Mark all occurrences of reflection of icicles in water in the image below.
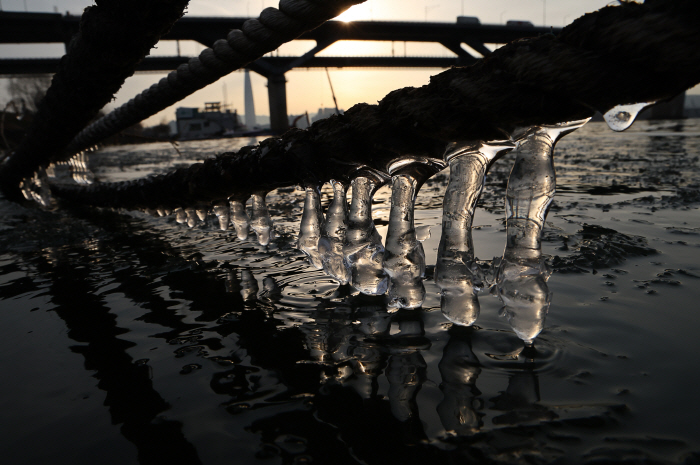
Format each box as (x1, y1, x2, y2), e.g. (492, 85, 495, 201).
(437, 331, 482, 434)
(212, 203, 230, 231)
(383, 162, 441, 310)
(497, 120, 588, 345)
(297, 184, 325, 269)
(250, 193, 273, 246)
(230, 198, 250, 240)
(19, 168, 53, 207)
(603, 102, 654, 132)
(239, 268, 259, 302)
(436, 141, 515, 326)
(344, 171, 389, 295)
(318, 180, 351, 284)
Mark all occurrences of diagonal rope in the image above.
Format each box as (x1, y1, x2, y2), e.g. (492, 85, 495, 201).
(51, 0, 700, 211)
(65, 0, 368, 157)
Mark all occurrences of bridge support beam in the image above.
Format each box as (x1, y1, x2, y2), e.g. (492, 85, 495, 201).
(267, 73, 289, 135)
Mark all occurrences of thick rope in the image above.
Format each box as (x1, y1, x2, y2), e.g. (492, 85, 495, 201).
(65, 0, 367, 157)
(0, 0, 191, 202)
(51, 0, 700, 211)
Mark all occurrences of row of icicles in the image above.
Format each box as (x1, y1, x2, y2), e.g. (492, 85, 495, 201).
(26, 102, 650, 346)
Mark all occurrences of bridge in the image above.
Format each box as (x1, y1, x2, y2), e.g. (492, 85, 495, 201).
(0, 11, 561, 132)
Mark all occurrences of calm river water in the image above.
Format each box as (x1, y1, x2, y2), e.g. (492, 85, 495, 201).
(1, 120, 699, 465)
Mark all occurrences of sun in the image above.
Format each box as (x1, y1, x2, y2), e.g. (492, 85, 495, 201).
(334, 4, 370, 22)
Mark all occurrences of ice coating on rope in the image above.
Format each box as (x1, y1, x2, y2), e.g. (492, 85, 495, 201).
(344, 173, 389, 295)
(230, 199, 250, 240)
(497, 119, 588, 345)
(383, 173, 426, 310)
(249, 193, 273, 246)
(297, 184, 325, 269)
(436, 140, 515, 326)
(213, 203, 230, 231)
(318, 180, 351, 284)
(603, 102, 654, 132)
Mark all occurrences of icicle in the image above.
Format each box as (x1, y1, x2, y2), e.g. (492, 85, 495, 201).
(383, 161, 440, 310)
(249, 193, 273, 246)
(497, 120, 588, 345)
(213, 203, 230, 231)
(239, 268, 259, 302)
(230, 198, 250, 240)
(297, 184, 325, 269)
(19, 169, 53, 207)
(185, 207, 197, 228)
(318, 180, 351, 284)
(436, 141, 515, 326)
(196, 209, 207, 222)
(174, 208, 187, 224)
(344, 171, 389, 295)
(437, 334, 482, 434)
(603, 102, 654, 132)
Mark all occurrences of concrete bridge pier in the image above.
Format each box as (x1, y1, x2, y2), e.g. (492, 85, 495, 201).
(266, 73, 289, 134)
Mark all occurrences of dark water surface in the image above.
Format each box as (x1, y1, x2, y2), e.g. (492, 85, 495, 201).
(1, 121, 699, 465)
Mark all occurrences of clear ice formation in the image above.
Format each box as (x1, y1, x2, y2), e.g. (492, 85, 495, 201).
(185, 207, 197, 228)
(343, 171, 389, 295)
(497, 120, 588, 345)
(230, 198, 250, 240)
(196, 209, 207, 222)
(318, 180, 351, 284)
(297, 184, 325, 269)
(212, 203, 230, 231)
(436, 141, 515, 326)
(603, 102, 654, 132)
(383, 163, 437, 310)
(249, 193, 273, 246)
(174, 208, 187, 224)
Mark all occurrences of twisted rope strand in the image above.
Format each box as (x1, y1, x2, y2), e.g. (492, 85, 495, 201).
(65, 0, 368, 156)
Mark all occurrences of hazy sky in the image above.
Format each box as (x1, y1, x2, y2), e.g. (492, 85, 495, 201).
(1, 0, 695, 125)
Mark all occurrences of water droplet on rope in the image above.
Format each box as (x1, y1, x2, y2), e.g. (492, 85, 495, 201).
(230, 198, 250, 240)
(250, 193, 273, 246)
(344, 171, 389, 295)
(297, 184, 325, 269)
(318, 180, 351, 284)
(603, 102, 653, 132)
(213, 204, 230, 231)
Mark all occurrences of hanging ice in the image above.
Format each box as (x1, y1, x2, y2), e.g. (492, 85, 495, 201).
(318, 180, 351, 284)
(383, 161, 441, 310)
(297, 184, 325, 269)
(343, 171, 389, 295)
(174, 208, 187, 224)
(249, 193, 273, 246)
(230, 198, 250, 240)
(196, 209, 208, 222)
(213, 203, 230, 231)
(497, 120, 588, 345)
(185, 207, 197, 228)
(603, 102, 654, 132)
(436, 141, 515, 326)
